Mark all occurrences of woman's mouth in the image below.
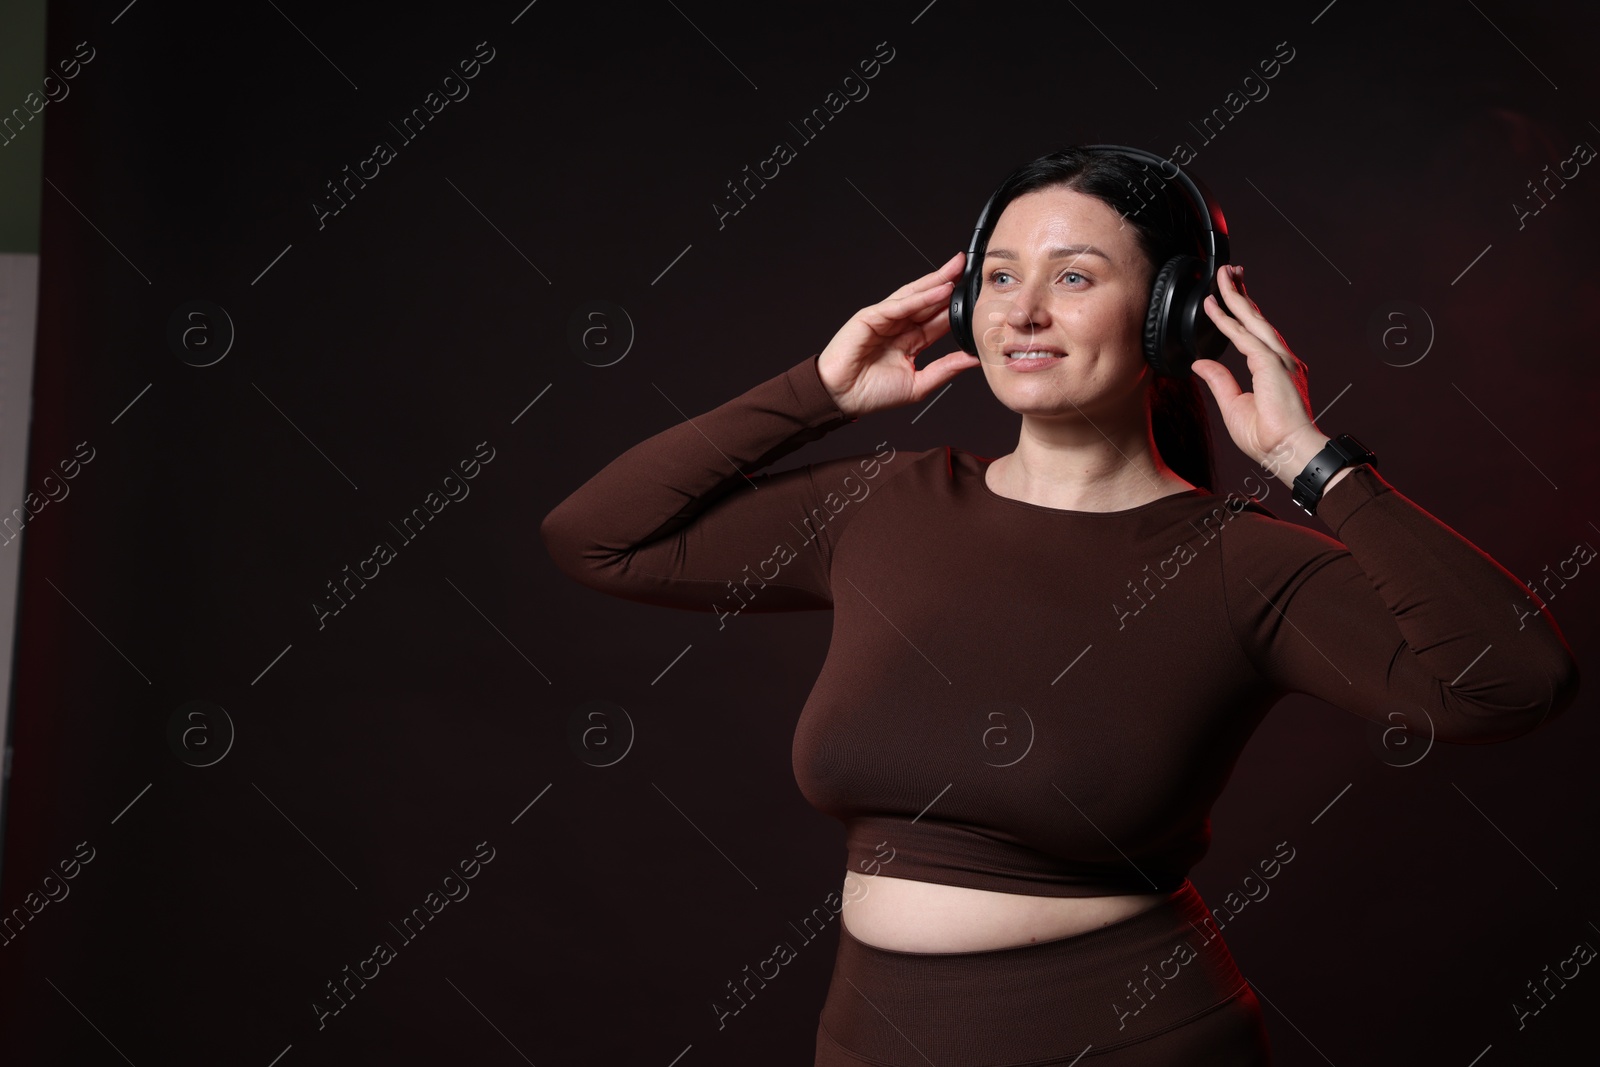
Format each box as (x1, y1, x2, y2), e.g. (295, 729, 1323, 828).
(1003, 349, 1066, 370)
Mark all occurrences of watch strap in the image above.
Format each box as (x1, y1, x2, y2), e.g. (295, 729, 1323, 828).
(1291, 433, 1377, 516)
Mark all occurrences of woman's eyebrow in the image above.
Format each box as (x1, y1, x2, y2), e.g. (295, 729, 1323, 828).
(984, 244, 1113, 264)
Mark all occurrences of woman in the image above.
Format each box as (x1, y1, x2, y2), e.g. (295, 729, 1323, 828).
(540, 148, 1580, 1065)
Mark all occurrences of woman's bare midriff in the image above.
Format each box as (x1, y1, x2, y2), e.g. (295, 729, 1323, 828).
(839, 869, 1173, 953)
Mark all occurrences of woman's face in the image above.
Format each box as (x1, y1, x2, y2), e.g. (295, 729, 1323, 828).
(972, 185, 1155, 420)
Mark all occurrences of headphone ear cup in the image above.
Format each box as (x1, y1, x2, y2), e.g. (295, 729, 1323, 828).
(952, 189, 1003, 357)
(1146, 255, 1232, 376)
(1143, 255, 1193, 377)
(1180, 265, 1228, 366)
(949, 262, 980, 354)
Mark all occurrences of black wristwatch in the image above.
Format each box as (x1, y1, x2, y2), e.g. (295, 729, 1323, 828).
(1291, 433, 1377, 517)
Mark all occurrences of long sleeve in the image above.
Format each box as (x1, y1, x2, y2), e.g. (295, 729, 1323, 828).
(1221, 464, 1581, 744)
(540, 353, 892, 620)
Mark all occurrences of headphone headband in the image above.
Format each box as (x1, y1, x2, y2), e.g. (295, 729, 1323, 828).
(1080, 144, 1229, 267)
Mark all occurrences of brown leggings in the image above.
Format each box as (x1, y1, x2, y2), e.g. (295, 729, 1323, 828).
(814, 879, 1272, 1065)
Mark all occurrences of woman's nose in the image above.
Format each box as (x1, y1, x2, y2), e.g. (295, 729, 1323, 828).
(1005, 278, 1051, 328)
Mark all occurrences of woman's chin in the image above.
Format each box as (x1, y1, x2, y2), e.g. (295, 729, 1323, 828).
(995, 396, 1091, 419)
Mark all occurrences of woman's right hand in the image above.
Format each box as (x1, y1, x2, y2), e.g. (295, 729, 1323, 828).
(816, 251, 983, 418)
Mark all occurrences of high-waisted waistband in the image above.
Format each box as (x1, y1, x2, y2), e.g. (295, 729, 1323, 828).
(815, 879, 1268, 1066)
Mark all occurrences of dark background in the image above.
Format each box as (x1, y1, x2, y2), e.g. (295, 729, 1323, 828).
(2, 0, 1598, 1063)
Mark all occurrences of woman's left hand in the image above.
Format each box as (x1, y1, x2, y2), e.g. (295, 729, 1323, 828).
(1188, 264, 1325, 481)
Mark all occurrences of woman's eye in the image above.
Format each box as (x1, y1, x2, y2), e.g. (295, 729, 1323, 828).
(986, 269, 1088, 287)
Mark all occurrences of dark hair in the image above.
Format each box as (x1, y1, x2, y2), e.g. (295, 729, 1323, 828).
(983, 147, 1218, 493)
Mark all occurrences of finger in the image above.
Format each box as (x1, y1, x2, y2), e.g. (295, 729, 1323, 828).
(900, 305, 952, 357)
(912, 348, 982, 398)
(1204, 293, 1284, 363)
(1202, 293, 1247, 340)
(917, 305, 954, 346)
(1220, 314, 1297, 381)
(1188, 358, 1242, 407)
(874, 279, 954, 322)
(1218, 265, 1260, 317)
(925, 250, 965, 284)
(1228, 321, 1305, 388)
(1218, 264, 1239, 295)
(887, 252, 966, 300)
(856, 284, 950, 342)
(1215, 271, 1295, 364)
(1211, 276, 1263, 338)
(909, 295, 954, 326)
(1214, 270, 1272, 344)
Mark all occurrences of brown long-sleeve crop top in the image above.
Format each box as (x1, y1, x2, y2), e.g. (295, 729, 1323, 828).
(540, 353, 1581, 897)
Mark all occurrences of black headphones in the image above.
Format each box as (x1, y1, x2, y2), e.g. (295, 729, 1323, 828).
(948, 144, 1233, 378)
